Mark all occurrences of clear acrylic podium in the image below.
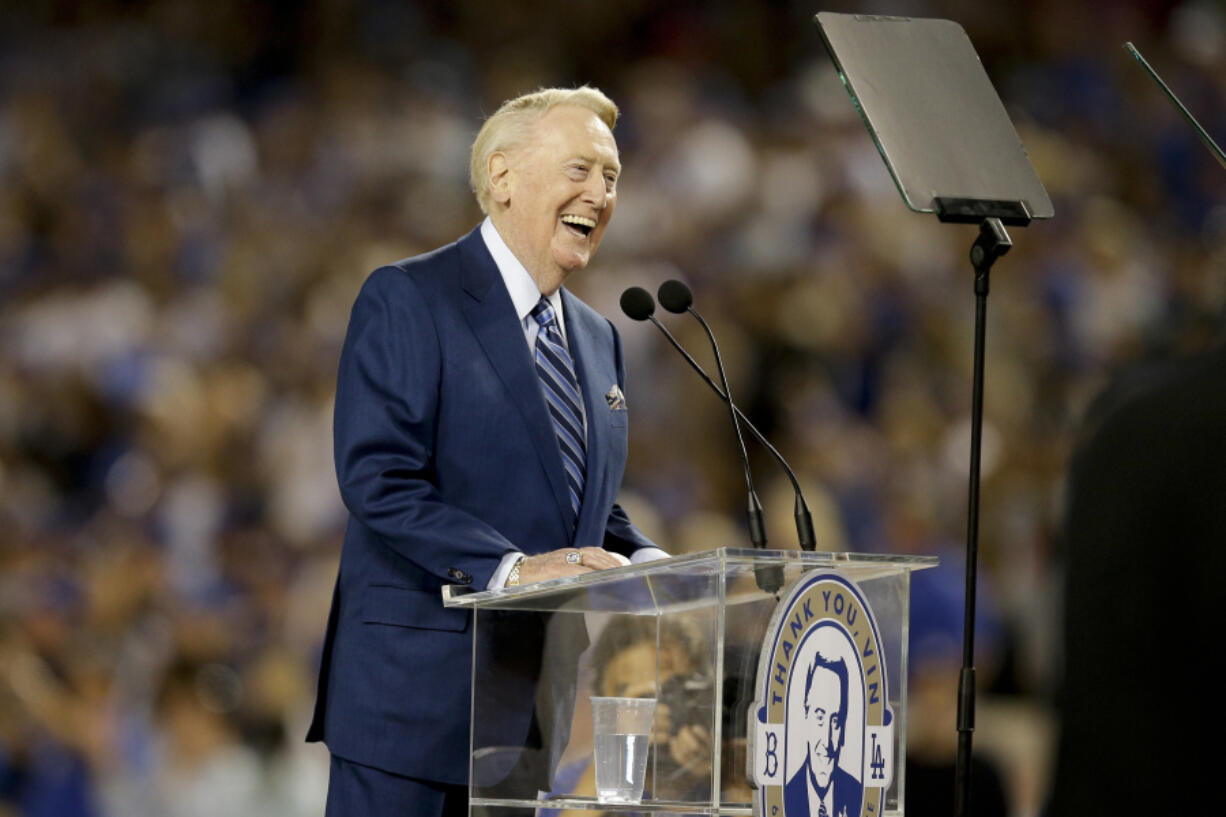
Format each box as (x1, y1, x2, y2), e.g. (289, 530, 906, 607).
(443, 547, 936, 816)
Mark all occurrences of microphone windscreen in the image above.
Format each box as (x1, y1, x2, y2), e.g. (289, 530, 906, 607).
(619, 287, 656, 321)
(658, 279, 693, 314)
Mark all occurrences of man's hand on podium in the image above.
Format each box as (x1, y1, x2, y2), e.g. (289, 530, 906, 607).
(518, 547, 624, 584)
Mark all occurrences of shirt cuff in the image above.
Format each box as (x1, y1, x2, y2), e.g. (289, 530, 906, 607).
(630, 547, 670, 564)
(488, 551, 525, 590)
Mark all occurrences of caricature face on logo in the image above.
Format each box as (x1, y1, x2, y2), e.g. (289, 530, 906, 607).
(803, 658, 847, 791)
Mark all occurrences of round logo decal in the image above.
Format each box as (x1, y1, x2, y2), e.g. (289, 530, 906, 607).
(748, 571, 893, 817)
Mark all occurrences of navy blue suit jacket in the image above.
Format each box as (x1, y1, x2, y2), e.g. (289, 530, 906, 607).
(784, 756, 862, 817)
(307, 226, 657, 784)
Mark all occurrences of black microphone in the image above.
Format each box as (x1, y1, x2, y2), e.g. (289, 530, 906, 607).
(655, 279, 693, 315)
(655, 280, 768, 553)
(620, 287, 817, 552)
(619, 287, 656, 322)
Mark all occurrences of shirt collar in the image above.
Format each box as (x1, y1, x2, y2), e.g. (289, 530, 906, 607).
(480, 217, 566, 339)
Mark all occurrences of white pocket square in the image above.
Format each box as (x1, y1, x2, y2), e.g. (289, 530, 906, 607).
(605, 385, 627, 410)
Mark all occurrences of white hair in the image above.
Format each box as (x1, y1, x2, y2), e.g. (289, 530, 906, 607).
(469, 86, 619, 214)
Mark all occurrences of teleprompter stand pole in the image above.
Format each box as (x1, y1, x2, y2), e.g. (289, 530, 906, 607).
(953, 217, 1011, 817)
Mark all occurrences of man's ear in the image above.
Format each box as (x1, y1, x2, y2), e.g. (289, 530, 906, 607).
(488, 151, 512, 205)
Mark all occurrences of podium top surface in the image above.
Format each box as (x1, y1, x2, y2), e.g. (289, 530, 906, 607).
(443, 547, 937, 614)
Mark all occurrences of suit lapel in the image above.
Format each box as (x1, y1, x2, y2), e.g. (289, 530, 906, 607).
(458, 230, 577, 535)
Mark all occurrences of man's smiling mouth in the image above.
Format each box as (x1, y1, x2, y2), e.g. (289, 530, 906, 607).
(561, 214, 596, 237)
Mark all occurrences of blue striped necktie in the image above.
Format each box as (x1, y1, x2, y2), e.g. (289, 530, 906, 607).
(531, 297, 586, 518)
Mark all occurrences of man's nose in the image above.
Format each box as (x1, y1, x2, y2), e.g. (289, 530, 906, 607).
(581, 172, 607, 205)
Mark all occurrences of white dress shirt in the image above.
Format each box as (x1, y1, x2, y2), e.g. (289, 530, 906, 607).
(478, 218, 665, 588)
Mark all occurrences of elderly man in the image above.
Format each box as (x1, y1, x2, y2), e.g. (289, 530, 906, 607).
(307, 86, 666, 817)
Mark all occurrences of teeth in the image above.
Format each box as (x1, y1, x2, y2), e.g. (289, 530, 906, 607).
(561, 215, 597, 229)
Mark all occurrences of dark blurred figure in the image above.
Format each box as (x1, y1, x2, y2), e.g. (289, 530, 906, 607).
(1047, 337, 1226, 815)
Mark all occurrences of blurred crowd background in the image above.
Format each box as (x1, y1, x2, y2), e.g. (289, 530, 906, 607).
(2, 1, 1225, 815)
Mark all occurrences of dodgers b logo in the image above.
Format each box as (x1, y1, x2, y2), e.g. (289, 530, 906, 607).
(749, 572, 894, 817)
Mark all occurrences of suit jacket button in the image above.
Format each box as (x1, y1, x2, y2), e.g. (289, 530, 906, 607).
(447, 568, 472, 585)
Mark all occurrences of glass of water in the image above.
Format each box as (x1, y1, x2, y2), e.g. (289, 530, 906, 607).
(590, 696, 657, 804)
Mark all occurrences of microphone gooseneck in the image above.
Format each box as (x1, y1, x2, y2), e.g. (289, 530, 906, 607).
(657, 280, 767, 552)
(621, 290, 816, 551)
